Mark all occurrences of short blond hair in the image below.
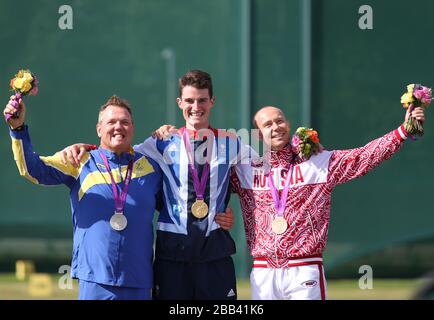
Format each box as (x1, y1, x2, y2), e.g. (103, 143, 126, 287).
(98, 95, 132, 123)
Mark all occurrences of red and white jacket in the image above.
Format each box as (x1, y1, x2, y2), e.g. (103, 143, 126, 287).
(231, 126, 408, 267)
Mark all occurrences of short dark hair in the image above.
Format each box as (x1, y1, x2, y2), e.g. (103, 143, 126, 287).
(98, 95, 133, 123)
(178, 70, 213, 98)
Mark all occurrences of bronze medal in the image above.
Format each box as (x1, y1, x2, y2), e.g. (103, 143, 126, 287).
(271, 216, 288, 234)
(191, 199, 209, 219)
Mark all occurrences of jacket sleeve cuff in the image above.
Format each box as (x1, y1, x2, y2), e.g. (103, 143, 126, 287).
(394, 125, 408, 141)
(9, 124, 29, 139)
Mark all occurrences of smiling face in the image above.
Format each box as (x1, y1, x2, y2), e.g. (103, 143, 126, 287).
(97, 105, 134, 155)
(177, 85, 215, 130)
(254, 106, 291, 151)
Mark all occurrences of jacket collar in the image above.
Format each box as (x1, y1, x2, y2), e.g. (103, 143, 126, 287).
(179, 126, 218, 139)
(251, 144, 295, 170)
(266, 144, 294, 167)
(97, 146, 135, 162)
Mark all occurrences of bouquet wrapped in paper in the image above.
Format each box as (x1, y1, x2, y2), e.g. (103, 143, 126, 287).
(291, 127, 323, 161)
(5, 69, 38, 121)
(400, 84, 431, 136)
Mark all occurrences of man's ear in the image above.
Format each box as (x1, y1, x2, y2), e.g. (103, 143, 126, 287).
(210, 96, 216, 107)
(176, 97, 182, 110)
(96, 123, 101, 138)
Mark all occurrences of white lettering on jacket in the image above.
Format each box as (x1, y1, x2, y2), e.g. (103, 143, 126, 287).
(237, 151, 333, 190)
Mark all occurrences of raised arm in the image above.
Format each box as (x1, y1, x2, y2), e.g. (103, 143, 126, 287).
(328, 107, 425, 186)
(4, 96, 83, 187)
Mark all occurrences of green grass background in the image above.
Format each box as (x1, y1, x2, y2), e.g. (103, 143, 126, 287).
(0, 273, 426, 300)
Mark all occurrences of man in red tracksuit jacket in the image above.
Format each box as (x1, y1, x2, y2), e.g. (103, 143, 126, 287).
(230, 105, 426, 300)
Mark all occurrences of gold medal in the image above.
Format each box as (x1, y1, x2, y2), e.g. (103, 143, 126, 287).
(271, 216, 288, 234)
(191, 199, 209, 219)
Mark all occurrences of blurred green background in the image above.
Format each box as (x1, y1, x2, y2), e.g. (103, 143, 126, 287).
(1, 0, 434, 299)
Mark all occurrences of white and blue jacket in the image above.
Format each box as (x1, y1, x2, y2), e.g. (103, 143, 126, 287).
(136, 127, 251, 262)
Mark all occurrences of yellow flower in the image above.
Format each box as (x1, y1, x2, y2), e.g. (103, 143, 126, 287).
(13, 78, 24, 90)
(11, 70, 34, 93)
(21, 82, 32, 93)
(21, 77, 33, 93)
(400, 92, 414, 107)
(407, 84, 415, 95)
(296, 127, 304, 134)
(23, 71, 33, 82)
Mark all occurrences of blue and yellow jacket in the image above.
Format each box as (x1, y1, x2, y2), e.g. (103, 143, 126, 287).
(10, 126, 162, 288)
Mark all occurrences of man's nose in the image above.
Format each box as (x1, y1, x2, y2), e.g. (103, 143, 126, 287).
(271, 122, 279, 130)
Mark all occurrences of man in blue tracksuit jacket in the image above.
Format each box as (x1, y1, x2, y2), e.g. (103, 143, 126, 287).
(4, 95, 162, 300)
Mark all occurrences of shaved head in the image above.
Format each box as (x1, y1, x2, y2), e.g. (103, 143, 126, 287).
(253, 106, 286, 128)
(253, 106, 291, 151)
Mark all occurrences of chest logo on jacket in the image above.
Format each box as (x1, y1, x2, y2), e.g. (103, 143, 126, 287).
(253, 167, 305, 190)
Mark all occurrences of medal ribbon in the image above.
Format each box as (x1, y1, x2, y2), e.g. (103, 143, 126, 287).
(99, 151, 134, 213)
(182, 128, 210, 200)
(267, 164, 294, 217)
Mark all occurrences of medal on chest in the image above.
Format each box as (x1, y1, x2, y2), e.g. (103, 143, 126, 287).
(191, 199, 209, 219)
(182, 128, 211, 219)
(271, 216, 288, 234)
(110, 212, 128, 231)
(268, 164, 294, 235)
(100, 151, 134, 231)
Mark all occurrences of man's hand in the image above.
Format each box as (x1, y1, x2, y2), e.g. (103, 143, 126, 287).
(404, 106, 425, 125)
(60, 143, 89, 167)
(215, 207, 234, 231)
(152, 124, 178, 140)
(4, 95, 26, 129)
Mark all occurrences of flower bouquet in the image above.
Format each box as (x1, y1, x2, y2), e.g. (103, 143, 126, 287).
(5, 69, 38, 121)
(291, 127, 323, 161)
(400, 84, 431, 136)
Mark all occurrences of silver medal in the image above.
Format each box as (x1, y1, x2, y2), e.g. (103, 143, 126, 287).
(110, 212, 128, 231)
